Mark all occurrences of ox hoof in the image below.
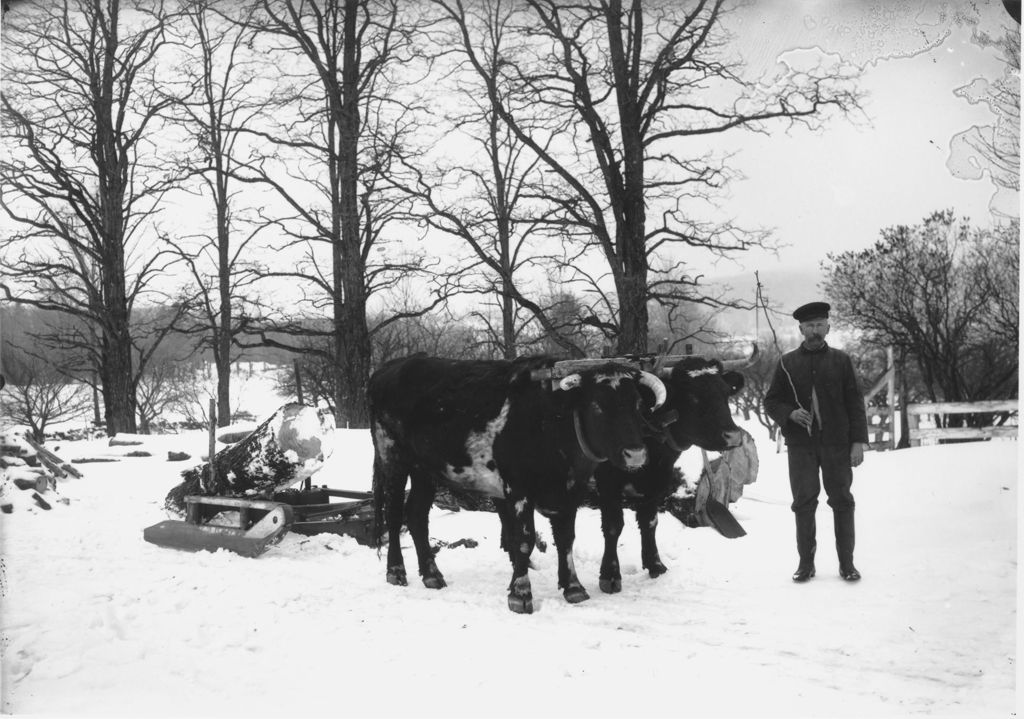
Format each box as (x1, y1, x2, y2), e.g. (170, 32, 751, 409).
(507, 594, 534, 614)
(387, 567, 408, 586)
(599, 577, 622, 594)
(563, 585, 590, 604)
(646, 561, 668, 578)
(422, 575, 447, 589)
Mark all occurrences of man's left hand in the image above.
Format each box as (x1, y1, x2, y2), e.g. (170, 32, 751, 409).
(851, 443, 865, 467)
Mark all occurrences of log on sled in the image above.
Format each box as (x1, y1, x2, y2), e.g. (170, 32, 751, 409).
(162, 403, 334, 515)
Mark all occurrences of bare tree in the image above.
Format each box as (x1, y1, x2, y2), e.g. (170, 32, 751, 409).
(1, 0, 184, 435)
(394, 0, 591, 358)
(825, 211, 1019, 417)
(225, 0, 442, 427)
(0, 347, 91, 442)
(434, 0, 862, 354)
(160, 0, 272, 426)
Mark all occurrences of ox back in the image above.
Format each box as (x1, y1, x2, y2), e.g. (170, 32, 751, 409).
(369, 354, 661, 614)
(592, 356, 744, 593)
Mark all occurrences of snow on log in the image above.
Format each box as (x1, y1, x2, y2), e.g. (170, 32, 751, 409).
(163, 403, 335, 515)
(216, 422, 258, 445)
(108, 434, 146, 446)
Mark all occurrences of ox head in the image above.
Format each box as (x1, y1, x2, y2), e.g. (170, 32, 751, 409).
(556, 365, 666, 472)
(658, 357, 744, 452)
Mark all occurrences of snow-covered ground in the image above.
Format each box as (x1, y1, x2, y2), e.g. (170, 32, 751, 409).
(0, 392, 1017, 718)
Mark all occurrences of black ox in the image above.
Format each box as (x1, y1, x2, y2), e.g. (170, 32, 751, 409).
(593, 356, 745, 593)
(369, 354, 666, 614)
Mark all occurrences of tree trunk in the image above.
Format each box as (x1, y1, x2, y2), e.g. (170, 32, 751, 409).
(897, 356, 911, 449)
(608, 0, 649, 356)
(216, 188, 233, 427)
(100, 329, 136, 436)
(616, 270, 649, 354)
(163, 403, 333, 514)
(95, 1, 137, 437)
(334, 0, 370, 429)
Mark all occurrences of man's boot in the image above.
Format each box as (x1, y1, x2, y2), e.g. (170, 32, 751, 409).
(835, 508, 861, 581)
(792, 512, 816, 582)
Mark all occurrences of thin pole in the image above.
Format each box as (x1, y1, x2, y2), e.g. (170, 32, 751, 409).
(205, 398, 217, 493)
(294, 359, 304, 405)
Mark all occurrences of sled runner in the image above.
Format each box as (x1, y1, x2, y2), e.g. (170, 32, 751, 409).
(143, 486, 374, 558)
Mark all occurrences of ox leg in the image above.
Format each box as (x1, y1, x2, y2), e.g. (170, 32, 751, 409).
(550, 510, 590, 605)
(598, 498, 625, 594)
(493, 499, 518, 568)
(636, 503, 668, 578)
(505, 499, 536, 614)
(382, 464, 409, 587)
(407, 472, 446, 589)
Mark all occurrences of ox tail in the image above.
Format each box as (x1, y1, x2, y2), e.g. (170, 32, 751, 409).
(371, 453, 387, 557)
(372, 417, 387, 557)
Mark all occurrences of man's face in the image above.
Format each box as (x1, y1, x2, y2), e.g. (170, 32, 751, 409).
(799, 318, 829, 348)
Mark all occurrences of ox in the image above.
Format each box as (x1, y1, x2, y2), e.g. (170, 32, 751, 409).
(369, 354, 666, 614)
(593, 356, 745, 593)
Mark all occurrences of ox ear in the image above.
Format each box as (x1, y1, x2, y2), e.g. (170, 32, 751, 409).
(558, 373, 583, 391)
(723, 370, 744, 395)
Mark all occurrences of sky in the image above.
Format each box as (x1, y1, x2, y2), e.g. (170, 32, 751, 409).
(691, 0, 1019, 282)
(0, 0, 1017, 325)
(0, 369, 1017, 717)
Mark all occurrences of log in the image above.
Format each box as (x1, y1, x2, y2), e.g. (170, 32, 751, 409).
(163, 403, 335, 515)
(108, 434, 146, 446)
(23, 436, 84, 478)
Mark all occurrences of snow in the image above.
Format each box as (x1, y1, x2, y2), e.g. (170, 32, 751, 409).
(0, 410, 1017, 718)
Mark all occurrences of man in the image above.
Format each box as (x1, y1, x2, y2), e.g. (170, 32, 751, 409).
(763, 301, 869, 583)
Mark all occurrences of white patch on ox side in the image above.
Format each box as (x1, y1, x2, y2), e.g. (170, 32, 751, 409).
(687, 366, 719, 378)
(444, 400, 511, 497)
(373, 423, 396, 456)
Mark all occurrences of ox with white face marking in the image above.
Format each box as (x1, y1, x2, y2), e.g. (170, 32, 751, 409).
(444, 400, 510, 497)
(369, 354, 663, 614)
(593, 355, 746, 595)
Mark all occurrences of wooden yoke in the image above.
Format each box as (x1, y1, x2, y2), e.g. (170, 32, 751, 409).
(528, 342, 758, 384)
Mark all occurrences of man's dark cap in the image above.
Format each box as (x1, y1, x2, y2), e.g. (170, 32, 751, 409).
(793, 301, 830, 322)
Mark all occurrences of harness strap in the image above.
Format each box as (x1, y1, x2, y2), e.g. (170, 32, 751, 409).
(647, 408, 686, 453)
(573, 410, 606, 463)
(662, 426, 687, 454)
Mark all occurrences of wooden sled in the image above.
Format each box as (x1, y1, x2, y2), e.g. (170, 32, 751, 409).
(143, 487, 374, 558)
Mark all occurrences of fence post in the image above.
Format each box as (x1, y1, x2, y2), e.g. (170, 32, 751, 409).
(887, 346, 896, 450)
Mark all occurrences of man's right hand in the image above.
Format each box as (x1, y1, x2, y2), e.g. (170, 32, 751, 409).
(789, 408, 812, 430)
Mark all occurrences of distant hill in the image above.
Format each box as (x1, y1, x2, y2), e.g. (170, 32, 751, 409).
(704, 266, 825, 337)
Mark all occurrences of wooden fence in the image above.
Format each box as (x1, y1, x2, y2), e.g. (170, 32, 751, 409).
(864, 347, 896, 451)
(907, 400, 1019, 446)
(772, 346, 1017, 451)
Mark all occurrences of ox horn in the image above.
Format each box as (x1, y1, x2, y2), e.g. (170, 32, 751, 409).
(721, 342, 759, 370)
(638, 371, 667, 410)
